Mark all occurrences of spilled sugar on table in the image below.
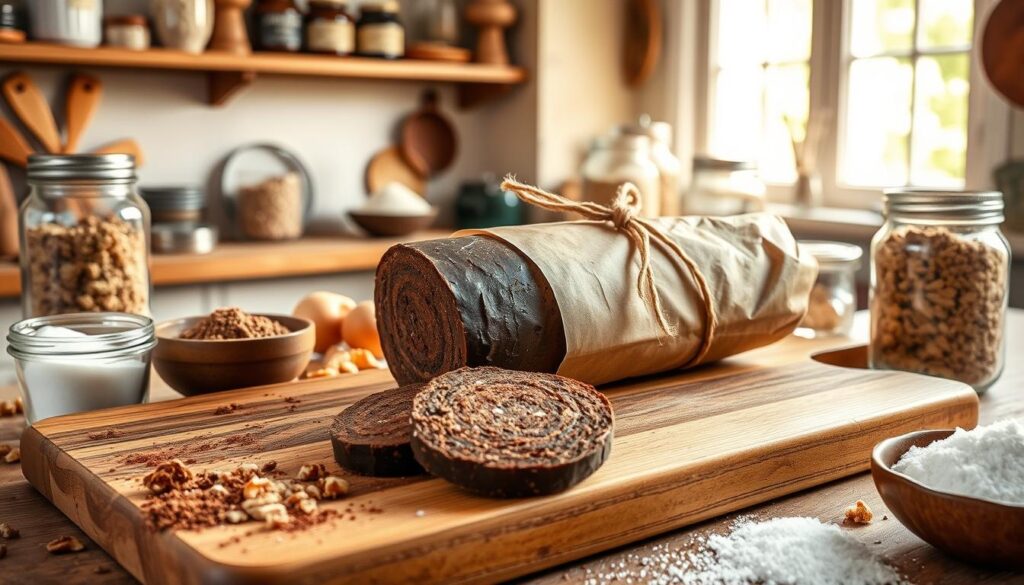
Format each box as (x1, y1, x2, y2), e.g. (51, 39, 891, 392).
(13, 334, 981, 585)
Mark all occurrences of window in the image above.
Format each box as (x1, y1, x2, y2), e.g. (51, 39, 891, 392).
(700, 0, 987, 205)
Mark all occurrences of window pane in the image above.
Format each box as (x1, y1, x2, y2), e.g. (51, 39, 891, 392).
(850, 0, 915, 57)
(843, 57, 913, 186)
(762, 64, 809, 183)
(717, 0, 767, 67)
(710, 67, 764, 162)
(767, 0, 812, 63)
(918, 0, 973, 49)
(910, 54, 970, 186)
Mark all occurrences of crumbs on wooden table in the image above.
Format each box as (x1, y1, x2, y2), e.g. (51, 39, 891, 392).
(214, 403, 245, 416)
(87, 428, 124, 440)
(46, 536, 85, 554)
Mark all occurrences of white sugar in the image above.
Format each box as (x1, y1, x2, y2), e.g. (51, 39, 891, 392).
(892, 419, 1024, 506)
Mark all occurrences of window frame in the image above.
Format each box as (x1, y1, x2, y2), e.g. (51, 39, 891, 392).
(695, 0, 1011, 209)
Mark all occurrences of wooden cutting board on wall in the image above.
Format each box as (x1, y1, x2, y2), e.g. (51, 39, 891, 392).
(20, 345, 978, 585)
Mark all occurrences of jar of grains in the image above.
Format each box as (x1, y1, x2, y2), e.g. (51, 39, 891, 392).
(869, 190, 1010, 393)
(796, 240, 862, 338)
(19, 154, 151, 318)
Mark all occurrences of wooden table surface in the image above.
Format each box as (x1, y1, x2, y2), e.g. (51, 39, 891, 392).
(0, 312, 1021, 584)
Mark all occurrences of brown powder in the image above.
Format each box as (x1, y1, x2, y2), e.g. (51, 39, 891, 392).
(181, 307, 289, 340)
(88, 429, 124, 440)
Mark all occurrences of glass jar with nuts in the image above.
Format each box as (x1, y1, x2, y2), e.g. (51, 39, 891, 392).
(795, 241, 862, 338)
(869, 190, 1010, 394)
(19, 154, 151, 318)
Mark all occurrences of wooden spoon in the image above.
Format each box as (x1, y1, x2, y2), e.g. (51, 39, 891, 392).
(2, 72, 62, 154)
(0, 116, 34, 167)
(399, 90, 458, 177)
(64, 74, 103, 154)
(92, 139, 145, 167)
(0, 164, 18, 259)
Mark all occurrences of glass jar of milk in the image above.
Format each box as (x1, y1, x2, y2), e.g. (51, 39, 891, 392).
(7, 313, 156, 424)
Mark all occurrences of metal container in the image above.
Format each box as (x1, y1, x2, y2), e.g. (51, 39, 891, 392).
(152, 223, 218, 255)
(141, 185, 206, 224)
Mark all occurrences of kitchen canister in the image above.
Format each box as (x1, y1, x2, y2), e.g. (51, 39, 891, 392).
(19, 154, 151, 318)
(29, 0, 103, 47)
(795, 240, 862, 339)
(152, 0, 214, 54)
(869, 190, 1011, 394)
(580, 133, 661, 218)
(620, 115, 682, 216)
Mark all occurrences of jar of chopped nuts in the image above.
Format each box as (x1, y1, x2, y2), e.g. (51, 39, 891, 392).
(870, 190, 1010, 394)
(795, 241, 862, 338)
(19, 154, 151, 318)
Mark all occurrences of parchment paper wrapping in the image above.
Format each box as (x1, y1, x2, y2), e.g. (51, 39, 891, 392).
(375, 213, 816, 386)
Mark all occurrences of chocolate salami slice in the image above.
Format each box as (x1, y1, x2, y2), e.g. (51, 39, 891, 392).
(411, 367, 614, 498)
(331, 384, 427, 477)
(374, 236, 567, 385)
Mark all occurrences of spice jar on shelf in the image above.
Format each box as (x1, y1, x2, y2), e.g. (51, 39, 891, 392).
(305, 0, 354, 55)
(104, 15, 150, 50)
(19, 154, 151, 318)
(256, 0, 303, 52)
(580, 133, 661, 218)
(795, 241, 862, 339)
(357, 1, 405, 59)
(152, 0, 213, 54)
(869, 190, 1011, 394)
(29, 0, 102, 47)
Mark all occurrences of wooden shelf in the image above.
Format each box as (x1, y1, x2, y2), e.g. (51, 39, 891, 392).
(0, 230, 449, 299)
(0, 43, 527, 107)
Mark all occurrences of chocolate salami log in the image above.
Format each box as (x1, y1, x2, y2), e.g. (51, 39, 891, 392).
(410, 367, 613, 498)
(375, 236, 566, 385)
(330, 384, 426, 477)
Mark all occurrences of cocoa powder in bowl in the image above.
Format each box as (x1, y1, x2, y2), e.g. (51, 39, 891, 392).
(181, 307, 289, 340)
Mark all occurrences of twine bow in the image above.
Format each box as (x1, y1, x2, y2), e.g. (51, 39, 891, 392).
(500, 176, 718, 364)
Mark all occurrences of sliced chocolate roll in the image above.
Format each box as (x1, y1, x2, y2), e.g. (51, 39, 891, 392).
(331, 384, 427, 477)
(374, 236, 567, 385)
(411, 367, 614, 498)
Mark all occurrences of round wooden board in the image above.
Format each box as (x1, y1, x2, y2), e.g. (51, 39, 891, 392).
(981, 0, 1024, 108)
(365, 146, 427, 197)
(407, 42, 472, 63)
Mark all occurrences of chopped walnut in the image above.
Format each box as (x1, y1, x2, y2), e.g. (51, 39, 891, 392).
(237, 462, 260, 476)
(321, 476, 349, 499)
(248, 502, 288, 522)
(297, 463, 327, 482)
(0, 523, 19, 539)
(241, 493, 282, 516)
(0, 445, 10, 459)
(143, 460, 193, 495)
(223, 510, 249, 525)
(0, 401, 16, 417)
(844, 500, 874, 525)
(242, 476, 273, 500)
(260, 461, 278, 474)
(46, 536, 85, 554)
(304, 484, 322, 500)
(3, 448, 19, 464)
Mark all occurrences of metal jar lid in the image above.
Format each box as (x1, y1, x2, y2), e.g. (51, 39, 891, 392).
(882, 190, 1004, 225)
(798, 240, 863, 270)
(27, 154, 137, 182)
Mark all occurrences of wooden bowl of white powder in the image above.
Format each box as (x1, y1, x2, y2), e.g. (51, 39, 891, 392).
(871, 423, 1024, 568)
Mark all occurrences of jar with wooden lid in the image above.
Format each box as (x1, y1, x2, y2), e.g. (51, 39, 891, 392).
(256, 0, 303, 52)
(580, 133, 660, 218)
(305, 0, 354, 55)
(19, 154, 151, 318)
(357, 1, 404, 59)
(104, 14, 150, 50)
(869, 190, 1011, 394)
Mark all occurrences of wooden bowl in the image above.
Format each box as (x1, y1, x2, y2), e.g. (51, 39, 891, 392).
(871, 430, 1024, 568)
(153, 315, 314, 396)
(349, 209, 438, 237)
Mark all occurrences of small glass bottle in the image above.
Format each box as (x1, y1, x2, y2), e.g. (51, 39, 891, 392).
(357, 1, 405, 59)
(305, 0, 354, 55)
(19, 154, 151, 318)
(580, 133, 661, 218)
(795, 241, 862, 338)
(869, 190, 1011, 394)
(256, 0, 303, 52)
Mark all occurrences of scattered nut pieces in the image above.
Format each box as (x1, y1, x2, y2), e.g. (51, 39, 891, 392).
(143, 460, 194, 495)
(46, 536, 85, 554)
(0, 400, 17, 417)
(0, 523, 19, 539)
(3, 448, 19, 464)
(223, 510, 249, 525)
(304, 345, 387, 380)
(321, 476, 349, 499)
(844, 500, 874, 525)
(297, 463, 327, 482)
(0, 445, 10, 459)
(242, 476, 273, 500)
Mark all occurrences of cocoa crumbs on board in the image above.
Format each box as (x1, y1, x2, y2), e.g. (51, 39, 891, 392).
(214, 403, 245, 415)
(88, 429, 124, 440)
(181, 307, 289, 340)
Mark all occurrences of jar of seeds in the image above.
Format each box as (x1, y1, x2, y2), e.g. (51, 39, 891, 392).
(19, 154, 151, 318)
(869, 190, 1010, 394)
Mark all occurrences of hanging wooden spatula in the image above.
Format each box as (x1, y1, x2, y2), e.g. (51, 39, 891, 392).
(64, 74, 102, 154)
(2, 72, 62, 154)
(0, 115, 34, 167)
(92, 138, 145, 167)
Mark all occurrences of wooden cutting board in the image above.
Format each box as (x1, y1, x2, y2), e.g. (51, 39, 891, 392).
(20, 345, 978, 585)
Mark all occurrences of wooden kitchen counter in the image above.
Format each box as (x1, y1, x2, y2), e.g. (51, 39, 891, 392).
(0, 231, 449, 299)
(0, 312, 1021, 584)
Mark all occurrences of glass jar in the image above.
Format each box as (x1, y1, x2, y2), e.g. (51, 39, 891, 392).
(104, 14, 150, 50)
(357, 1, 404, 59)
(687, 157, 766, 216)
(869, 190, 1011, 394)
(620, 115, 682, 216)
(581, 133, 661, 218)
(151, 0, 213, 54)
(795, 241, 862, 338)
(305, 0, 354, 55)
(0, 1, 26, 43)
(28, 0, 102, 47)
(7, 312, 155, 424)
(19, 154, 151, 318)
(256, 0, 303, 52)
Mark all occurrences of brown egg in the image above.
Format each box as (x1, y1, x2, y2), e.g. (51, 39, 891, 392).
(293, 292, 356, 353)
(342, 301, 383, 359)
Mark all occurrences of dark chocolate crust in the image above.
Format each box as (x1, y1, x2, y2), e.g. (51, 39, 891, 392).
(375, 235, 567, 385)
(330, 384, 427, 477)
(410, 367, 614, 498)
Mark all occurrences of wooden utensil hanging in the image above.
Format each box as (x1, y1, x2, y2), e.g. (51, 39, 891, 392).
(366, 146, 426, 196)
(399, 90, 457, 177)
(2, 72, 62, 154)
(93, 139, 145, 167)
(0, 163, 18, 259)
(64, 74, 103, 154)
(0, 115, 34, 167)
